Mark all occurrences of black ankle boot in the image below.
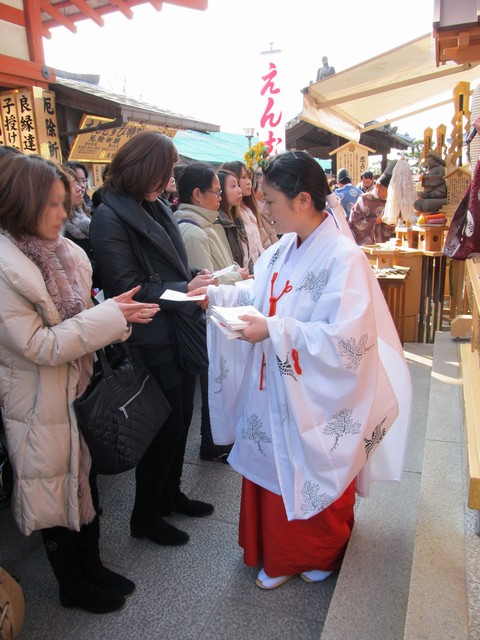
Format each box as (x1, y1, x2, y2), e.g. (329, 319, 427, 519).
(171, 493, 214, 518)
(60, 578, 126, 613)
(130, 516, 189, 546)
(83, 563, 135, 596)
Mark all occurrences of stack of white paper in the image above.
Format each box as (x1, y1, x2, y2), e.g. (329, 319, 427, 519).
(209, 305, 264, 339)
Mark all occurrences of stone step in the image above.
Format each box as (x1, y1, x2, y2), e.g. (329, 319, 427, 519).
(320, 334, 479, 640)
(320, 341, 434, 640)
(402, 332, 468, 640)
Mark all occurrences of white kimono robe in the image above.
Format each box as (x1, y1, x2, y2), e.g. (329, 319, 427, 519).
(207, 213, 412, 521)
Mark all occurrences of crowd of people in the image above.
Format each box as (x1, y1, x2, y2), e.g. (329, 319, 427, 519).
(328, 167, 397, 245)
(0, 137, 411, 616)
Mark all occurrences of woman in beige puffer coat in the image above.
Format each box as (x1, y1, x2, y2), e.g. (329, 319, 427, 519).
(0, 153, 159, 614)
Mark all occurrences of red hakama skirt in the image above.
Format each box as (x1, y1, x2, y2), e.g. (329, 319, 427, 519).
(239, 477, 356, 578)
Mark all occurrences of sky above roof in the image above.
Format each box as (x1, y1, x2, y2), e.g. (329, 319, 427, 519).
(43, 0, 472, 141)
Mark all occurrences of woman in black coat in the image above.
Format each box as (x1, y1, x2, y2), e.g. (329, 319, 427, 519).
(90, 132, 216, 547)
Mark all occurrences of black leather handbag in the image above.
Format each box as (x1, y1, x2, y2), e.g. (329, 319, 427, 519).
(166, 307, 209, 375)
(74, 344, 171, 474)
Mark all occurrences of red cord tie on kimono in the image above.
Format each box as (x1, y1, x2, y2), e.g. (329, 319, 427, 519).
(259, 272, 293, 390)
(291, 348, 302, 375)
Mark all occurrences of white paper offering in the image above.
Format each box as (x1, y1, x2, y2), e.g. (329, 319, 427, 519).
(159, 289, 206, 302)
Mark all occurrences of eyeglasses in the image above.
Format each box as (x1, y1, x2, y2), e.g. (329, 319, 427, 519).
(204, 189, 223, 197)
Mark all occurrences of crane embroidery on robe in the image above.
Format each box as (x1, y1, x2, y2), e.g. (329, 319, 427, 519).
(295, 269, 328, 302)
(324, 408, 361, 452)
(364, 417, 387, 459)
(268, 247, 281, 267)
(237, 289, 255, 306)
(213, 355, 229, 394)
(337, 334, 374, 371)
(242, 414, 272, 456)
(276, 354, 297, 380)
(300, 480, 333, 516)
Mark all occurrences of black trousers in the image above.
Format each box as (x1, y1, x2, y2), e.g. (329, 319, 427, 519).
(131, 365, 196, 524)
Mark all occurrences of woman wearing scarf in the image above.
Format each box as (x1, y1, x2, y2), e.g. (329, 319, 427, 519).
(0, 154, 159, 613)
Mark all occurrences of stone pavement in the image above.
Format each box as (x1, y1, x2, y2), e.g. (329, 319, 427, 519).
(1, 380, 337, 640)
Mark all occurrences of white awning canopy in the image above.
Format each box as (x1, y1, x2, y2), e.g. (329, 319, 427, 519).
(302, 34, 480, 142)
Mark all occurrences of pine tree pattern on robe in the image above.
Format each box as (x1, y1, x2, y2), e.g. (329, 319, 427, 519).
(300, 480, 333, 515)
(213, 355, 229, 394)
(242, 414, 272, 456)
(324, 408, 362, 452)
(295, 269, 328, 302)
(237, 289, 255, 306)
(337, 334, 374, 371)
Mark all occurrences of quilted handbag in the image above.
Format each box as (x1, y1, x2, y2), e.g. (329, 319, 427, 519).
(74, 344, 171, 475)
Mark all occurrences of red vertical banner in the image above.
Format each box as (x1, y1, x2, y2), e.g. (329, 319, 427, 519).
(258, 60, 285, 155)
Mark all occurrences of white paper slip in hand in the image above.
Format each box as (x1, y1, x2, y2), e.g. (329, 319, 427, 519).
(159, 289, 206, 302)
(211, 264, 237, 278)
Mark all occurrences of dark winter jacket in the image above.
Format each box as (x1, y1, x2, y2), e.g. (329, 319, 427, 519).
(90, 189, 198, 366)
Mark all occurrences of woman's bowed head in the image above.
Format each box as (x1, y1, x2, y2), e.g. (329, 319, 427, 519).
(189, 150, 330, 341)
(0, 154, 160, 324)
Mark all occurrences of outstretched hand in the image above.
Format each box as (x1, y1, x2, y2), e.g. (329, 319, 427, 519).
(112, 285, 160, 324)
(187, 286, 209, 309)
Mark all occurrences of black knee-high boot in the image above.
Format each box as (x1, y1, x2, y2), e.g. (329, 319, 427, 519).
(77, 514, 135, 596)
(41, 526, 125, 613)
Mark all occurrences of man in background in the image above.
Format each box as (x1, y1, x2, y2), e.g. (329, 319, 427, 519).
(334, 168, 362, 220)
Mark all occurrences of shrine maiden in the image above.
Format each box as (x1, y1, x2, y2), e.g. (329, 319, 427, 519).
(195, 151, 412, 590)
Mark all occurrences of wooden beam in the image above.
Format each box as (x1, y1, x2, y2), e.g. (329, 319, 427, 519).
(40, 0, 206, 32)
(165, 0, 207, 8)
(39, 0, 77, 32)
(67, 0, 104, 26)
(0, 53, 55, 88)
(106, 0, 134, 19)
(443, 45, 480, 65)
(24, 0, 45, 65)
(0, 2, 25, 26)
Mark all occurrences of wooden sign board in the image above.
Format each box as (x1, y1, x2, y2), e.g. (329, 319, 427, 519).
(68, 114, 177, 163)
(445, 166, 471, 205)
(0, 87, 61, 161)
(329, 141, 375, 187)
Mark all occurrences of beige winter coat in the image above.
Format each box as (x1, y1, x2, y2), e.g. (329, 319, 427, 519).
(174, 204, 242, 284)
(0, 234, 130, 535)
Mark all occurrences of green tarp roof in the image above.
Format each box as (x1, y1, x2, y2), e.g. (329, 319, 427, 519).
(173, 129, 332, 171)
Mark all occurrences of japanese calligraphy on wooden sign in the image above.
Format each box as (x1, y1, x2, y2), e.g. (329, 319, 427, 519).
(1, 93, 22, 150)
(329, 142, 375, 187)
(259, 61, 284, 155)
(68, 115, 177, 163)
(35, 89, 61, 162)
(445, 166, 471, 205)
(0, 87, 61, 161)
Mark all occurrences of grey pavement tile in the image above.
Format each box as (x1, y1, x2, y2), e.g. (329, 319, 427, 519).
(224, 562, 337, 621)
(403, 342, 432, 474)
(200, 598, 324, 640)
